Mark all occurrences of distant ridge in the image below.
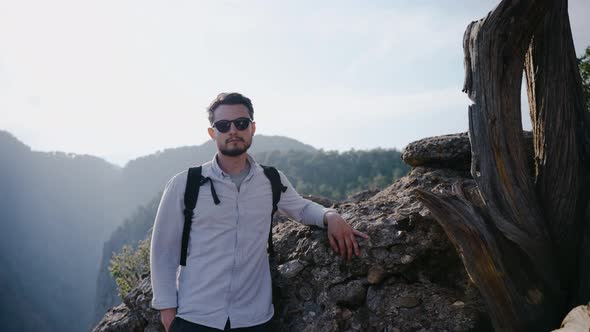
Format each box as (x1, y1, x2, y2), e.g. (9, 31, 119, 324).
(124, 134, 316, 167)
(0, 130, 316, 168)
(0, 129, 30, 153)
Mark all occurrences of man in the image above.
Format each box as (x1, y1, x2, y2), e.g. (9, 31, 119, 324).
(150, 92, 368, 332)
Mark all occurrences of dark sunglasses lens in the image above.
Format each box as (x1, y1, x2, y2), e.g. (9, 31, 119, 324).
(234, 118, 251, 130)
(214, 120, 231, 133)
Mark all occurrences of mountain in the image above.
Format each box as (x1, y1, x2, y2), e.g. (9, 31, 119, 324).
(0, 131, 122, 332)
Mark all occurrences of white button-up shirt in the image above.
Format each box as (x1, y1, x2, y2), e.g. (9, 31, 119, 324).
(150, 154, 329, 329)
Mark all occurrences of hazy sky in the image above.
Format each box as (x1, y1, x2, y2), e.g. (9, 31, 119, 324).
(1, 0, 589, 166)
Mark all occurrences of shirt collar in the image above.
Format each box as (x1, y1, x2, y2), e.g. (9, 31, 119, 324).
(210, 153, 261, 179)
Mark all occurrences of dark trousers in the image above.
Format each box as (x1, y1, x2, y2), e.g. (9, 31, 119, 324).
(170, 317, 273, 332)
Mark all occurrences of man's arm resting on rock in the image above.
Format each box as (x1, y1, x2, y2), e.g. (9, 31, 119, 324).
(323, 211, 369, 261)
(274, 170, 369, 260)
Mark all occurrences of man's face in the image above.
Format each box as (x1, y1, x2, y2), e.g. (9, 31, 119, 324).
(208, 104, 256, 157)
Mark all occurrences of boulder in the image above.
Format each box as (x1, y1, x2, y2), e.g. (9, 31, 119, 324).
(401, 131, 534, 171)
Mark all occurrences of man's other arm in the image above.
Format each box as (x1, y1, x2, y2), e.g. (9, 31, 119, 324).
(159, 308, 176, 332)
(150, 174, 184, 329)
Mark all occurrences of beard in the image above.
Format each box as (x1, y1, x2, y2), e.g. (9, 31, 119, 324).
(219, 137, 252, 157)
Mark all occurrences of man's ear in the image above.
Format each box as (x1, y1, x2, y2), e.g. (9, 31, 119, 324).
(208, 127, 215, 140)
(251, 121, 256, 136)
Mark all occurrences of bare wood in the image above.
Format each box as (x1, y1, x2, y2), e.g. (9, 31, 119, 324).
(524, 0, 590, 304)
(416, 185, 536, 331)
(462, 0, 562, 308)
(462, 0, 553, 276)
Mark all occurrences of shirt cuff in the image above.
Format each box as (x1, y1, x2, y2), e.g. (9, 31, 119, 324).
(151, 297, 178, 310)
(318, 207, 338, 229)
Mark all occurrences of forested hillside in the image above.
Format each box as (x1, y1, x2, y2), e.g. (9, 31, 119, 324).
(0, 131, 122, 332)
(256, 148, 408, 200)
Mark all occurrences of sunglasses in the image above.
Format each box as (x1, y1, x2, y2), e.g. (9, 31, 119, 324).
(212, 117, 252, 133)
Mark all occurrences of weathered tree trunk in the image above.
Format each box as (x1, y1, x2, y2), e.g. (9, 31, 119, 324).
(524, 0, 590, 306)
(416, 0, 589, 330)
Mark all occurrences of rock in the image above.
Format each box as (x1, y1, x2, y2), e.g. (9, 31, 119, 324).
(367, 266, 386, 285)
(401, 132, 472, 168)
(345, 189, 381, 203)
(340, 308, 353, 320)
(298, 283, 313, 301)
(278, 259, 306, 278)
(91, 304, 147, 332)
(393, 296, 421, 308)
(93, 277, 163, 332)
(401, 131, 534, 171)
(400, 254, 414, 264)
(329, 280, 367, 309)
(453, 301, 466, 308)
(552, 303, 590, 332)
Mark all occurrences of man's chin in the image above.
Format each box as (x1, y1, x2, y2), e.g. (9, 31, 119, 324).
(219, 148, 248, 157)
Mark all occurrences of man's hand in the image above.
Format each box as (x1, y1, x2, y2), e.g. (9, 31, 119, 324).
(324, 211, 369, 261)
(160, 308, 177, 332)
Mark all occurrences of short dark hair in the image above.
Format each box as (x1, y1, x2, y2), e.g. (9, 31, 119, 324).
(207, 92, 254, 124)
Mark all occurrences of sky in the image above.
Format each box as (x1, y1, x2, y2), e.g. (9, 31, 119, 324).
(1, 0, 589, 166)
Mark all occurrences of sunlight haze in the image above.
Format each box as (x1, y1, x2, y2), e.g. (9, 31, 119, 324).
(1, 0, 589, 166)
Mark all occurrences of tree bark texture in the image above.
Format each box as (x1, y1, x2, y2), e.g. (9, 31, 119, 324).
(416, 0, 589, 330)
(524, 0, 590, 305)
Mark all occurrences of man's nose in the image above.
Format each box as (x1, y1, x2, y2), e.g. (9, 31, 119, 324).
(228, 122, 239, 133)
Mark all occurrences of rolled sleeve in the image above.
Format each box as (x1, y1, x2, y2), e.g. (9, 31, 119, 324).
(150, 172, 185, 309)
(276, 171, 333, 229)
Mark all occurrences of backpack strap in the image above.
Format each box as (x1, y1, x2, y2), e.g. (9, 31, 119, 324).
(261, 165, 288, 256)
(180, 166, 203, 266)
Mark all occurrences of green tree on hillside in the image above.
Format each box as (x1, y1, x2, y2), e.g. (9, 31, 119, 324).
(109, 238, 150, 298)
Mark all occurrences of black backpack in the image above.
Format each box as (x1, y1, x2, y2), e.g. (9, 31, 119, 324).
(180, 165, 287, 266)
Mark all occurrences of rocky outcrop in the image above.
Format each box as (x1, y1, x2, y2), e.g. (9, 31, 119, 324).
(401, 131, 533, 171)
(94, 134, 492, 332)
(92, 277, 158, 332)
(268, 165, 488, 331)
(401, 133, 472, 169)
